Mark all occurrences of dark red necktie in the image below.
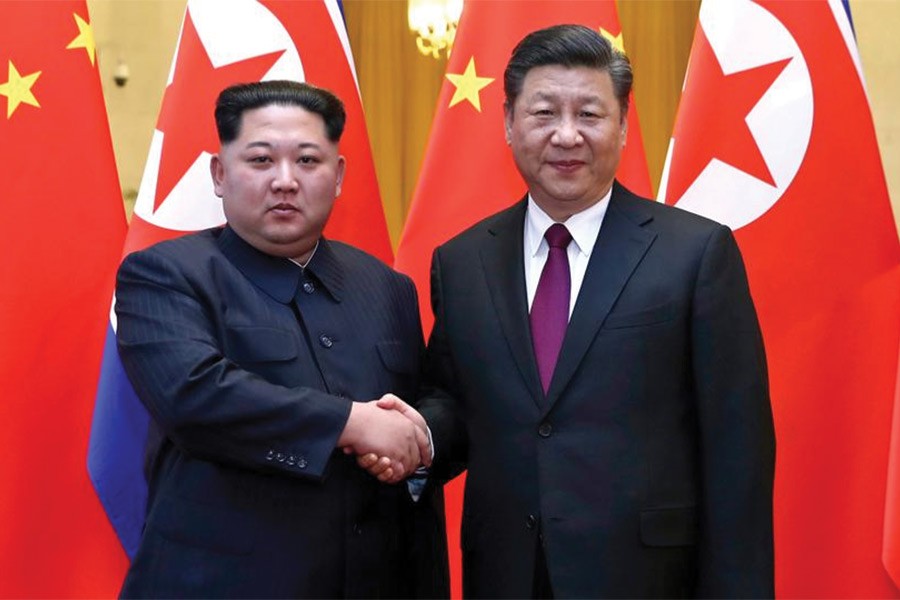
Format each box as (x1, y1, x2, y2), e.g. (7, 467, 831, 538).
(530, 223, 572, 394)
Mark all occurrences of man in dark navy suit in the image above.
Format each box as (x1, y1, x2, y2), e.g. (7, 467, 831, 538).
(414, 25, 776, 598)
(116, 80, 447, 598)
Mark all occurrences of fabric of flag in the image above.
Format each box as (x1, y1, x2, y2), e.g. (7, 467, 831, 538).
(394, 2, 651, 597)
(87, 0, 392, 561)
(657, 0, 900, 596)
(0, 1, 129, 596)
(889, 350, 900, 589)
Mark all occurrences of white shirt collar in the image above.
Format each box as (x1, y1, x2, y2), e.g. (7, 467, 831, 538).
(525, 188, 613, 257)
(288, 240, 319, 269)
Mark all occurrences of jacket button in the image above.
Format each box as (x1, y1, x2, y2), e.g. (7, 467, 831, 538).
(297, 457, 308, 469)
(286, 455, 297, 466)
(538, 422, 552, 438)
(319, 334, 333, 348)
(526, 514, 537, 530)
(265, 449, 275, 461)
(303, 281, 315, 294)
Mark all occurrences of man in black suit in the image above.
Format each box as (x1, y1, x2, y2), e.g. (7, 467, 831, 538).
(116, 80, 447, 598)
(414, 24, 775, 598)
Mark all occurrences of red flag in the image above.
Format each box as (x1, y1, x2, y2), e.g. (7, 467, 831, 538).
(87, 0, 391, 567)
(0, 1, 129, 596)
(658, 0, 900, 596)
(888, 344, 900, 589)
(394, 2, 651, 597)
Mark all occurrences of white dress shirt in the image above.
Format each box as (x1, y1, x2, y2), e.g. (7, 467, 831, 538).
(524, 189, 612, 319)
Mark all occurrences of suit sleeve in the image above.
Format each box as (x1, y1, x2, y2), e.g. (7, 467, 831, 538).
(417, 246, 468, 481)
(115, 248, 352, 481)
(691, 225, 776, 598)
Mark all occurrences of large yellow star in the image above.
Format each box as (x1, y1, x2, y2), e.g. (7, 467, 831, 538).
(0, 60, 41, 119)
(600, 28, 625, 54)
(66, 12, 96, 65)
(446, 57, 494, 112)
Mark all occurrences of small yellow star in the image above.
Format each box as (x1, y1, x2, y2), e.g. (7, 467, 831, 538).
(0, 60, 41, 119)
(600, 28, 625, 54)
(446, 57, 494, 112)
(66, 12, 96, 66)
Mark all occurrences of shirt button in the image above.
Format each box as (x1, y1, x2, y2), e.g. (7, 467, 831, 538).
(303, 281, 315, 294)
(526, 514, 537, 530)
(538, 422, 552, 438)
(319, 334, 333, 348)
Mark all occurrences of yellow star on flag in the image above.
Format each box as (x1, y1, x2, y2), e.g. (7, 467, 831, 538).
(446, 57, 494, 112)
(0, 60, 41, 119)
(67, 12, 96, 65)
(600, 28, 625, 54)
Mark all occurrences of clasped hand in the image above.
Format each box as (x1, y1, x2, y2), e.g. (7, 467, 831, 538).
(337, 394, 431, 484)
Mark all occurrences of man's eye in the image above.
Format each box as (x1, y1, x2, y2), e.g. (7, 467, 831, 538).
(249, 156, 270, 164)
(299, 156, 319, 165)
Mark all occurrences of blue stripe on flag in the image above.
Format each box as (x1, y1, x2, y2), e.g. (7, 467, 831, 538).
(841, 0, 856, 36)
(87, 324, 149, 559)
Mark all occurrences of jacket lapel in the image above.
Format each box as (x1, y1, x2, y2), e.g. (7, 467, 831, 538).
(544, 185, 657, 412)
(479, 199, 545, 408)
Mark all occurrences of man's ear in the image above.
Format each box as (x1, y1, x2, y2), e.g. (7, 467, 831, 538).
(210, 154, 225, 198)
(334, 155, 346, 198)
(504, 104, 513, 145)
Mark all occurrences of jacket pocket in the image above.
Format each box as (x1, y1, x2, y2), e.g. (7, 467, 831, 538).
(640, 506, 698, 547)
(152, 494, 252, 556)
(377, 340, 418, 374)
(603, 302, 679, 329)
(224, 326, 297, 363)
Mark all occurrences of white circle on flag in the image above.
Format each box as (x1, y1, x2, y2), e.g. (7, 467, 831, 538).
(659, 0, 813, 230)
(134, 0, 305, 231)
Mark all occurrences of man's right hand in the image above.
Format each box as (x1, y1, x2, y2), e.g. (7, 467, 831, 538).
(374, 394, 432, 467)
(337, 399, 429, 483)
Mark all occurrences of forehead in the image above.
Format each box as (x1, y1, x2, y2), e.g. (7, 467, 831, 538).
(234, 104, 328, 140)
(517, 64, 614, 102)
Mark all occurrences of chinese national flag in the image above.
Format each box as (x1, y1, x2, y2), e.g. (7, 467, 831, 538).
(394, 2, 651, 597)
(0, 1, 129, 596)
(87, 0, 391, 564)
(658, 1, 900, 596)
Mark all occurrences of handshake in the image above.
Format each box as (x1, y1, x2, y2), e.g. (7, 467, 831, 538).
(337, 394, 432, 484)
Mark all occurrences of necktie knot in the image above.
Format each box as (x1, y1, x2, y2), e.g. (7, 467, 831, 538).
(545, 223, 572, 249)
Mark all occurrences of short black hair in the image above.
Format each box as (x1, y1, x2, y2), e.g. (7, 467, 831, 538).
(504, 24, 632, 116)
(215, 80, 346, 144)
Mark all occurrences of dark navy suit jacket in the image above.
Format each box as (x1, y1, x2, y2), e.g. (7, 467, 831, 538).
(421, 183, 775, 598)
(116, 226, 448, 599)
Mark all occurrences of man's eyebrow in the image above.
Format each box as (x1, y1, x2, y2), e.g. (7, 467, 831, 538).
(243, 141, 322, 150)
(527, 90, 604, 103)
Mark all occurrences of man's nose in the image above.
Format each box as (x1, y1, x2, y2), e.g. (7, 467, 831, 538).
(271, 159, 299, 192)
(551, 115, 583, 147)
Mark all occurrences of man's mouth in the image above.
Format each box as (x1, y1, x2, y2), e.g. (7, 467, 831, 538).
(269, 203, 299, 213)
(548, 160, 585, 172)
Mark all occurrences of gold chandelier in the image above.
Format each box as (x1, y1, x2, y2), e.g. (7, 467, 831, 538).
(407, 0, 464, 59)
